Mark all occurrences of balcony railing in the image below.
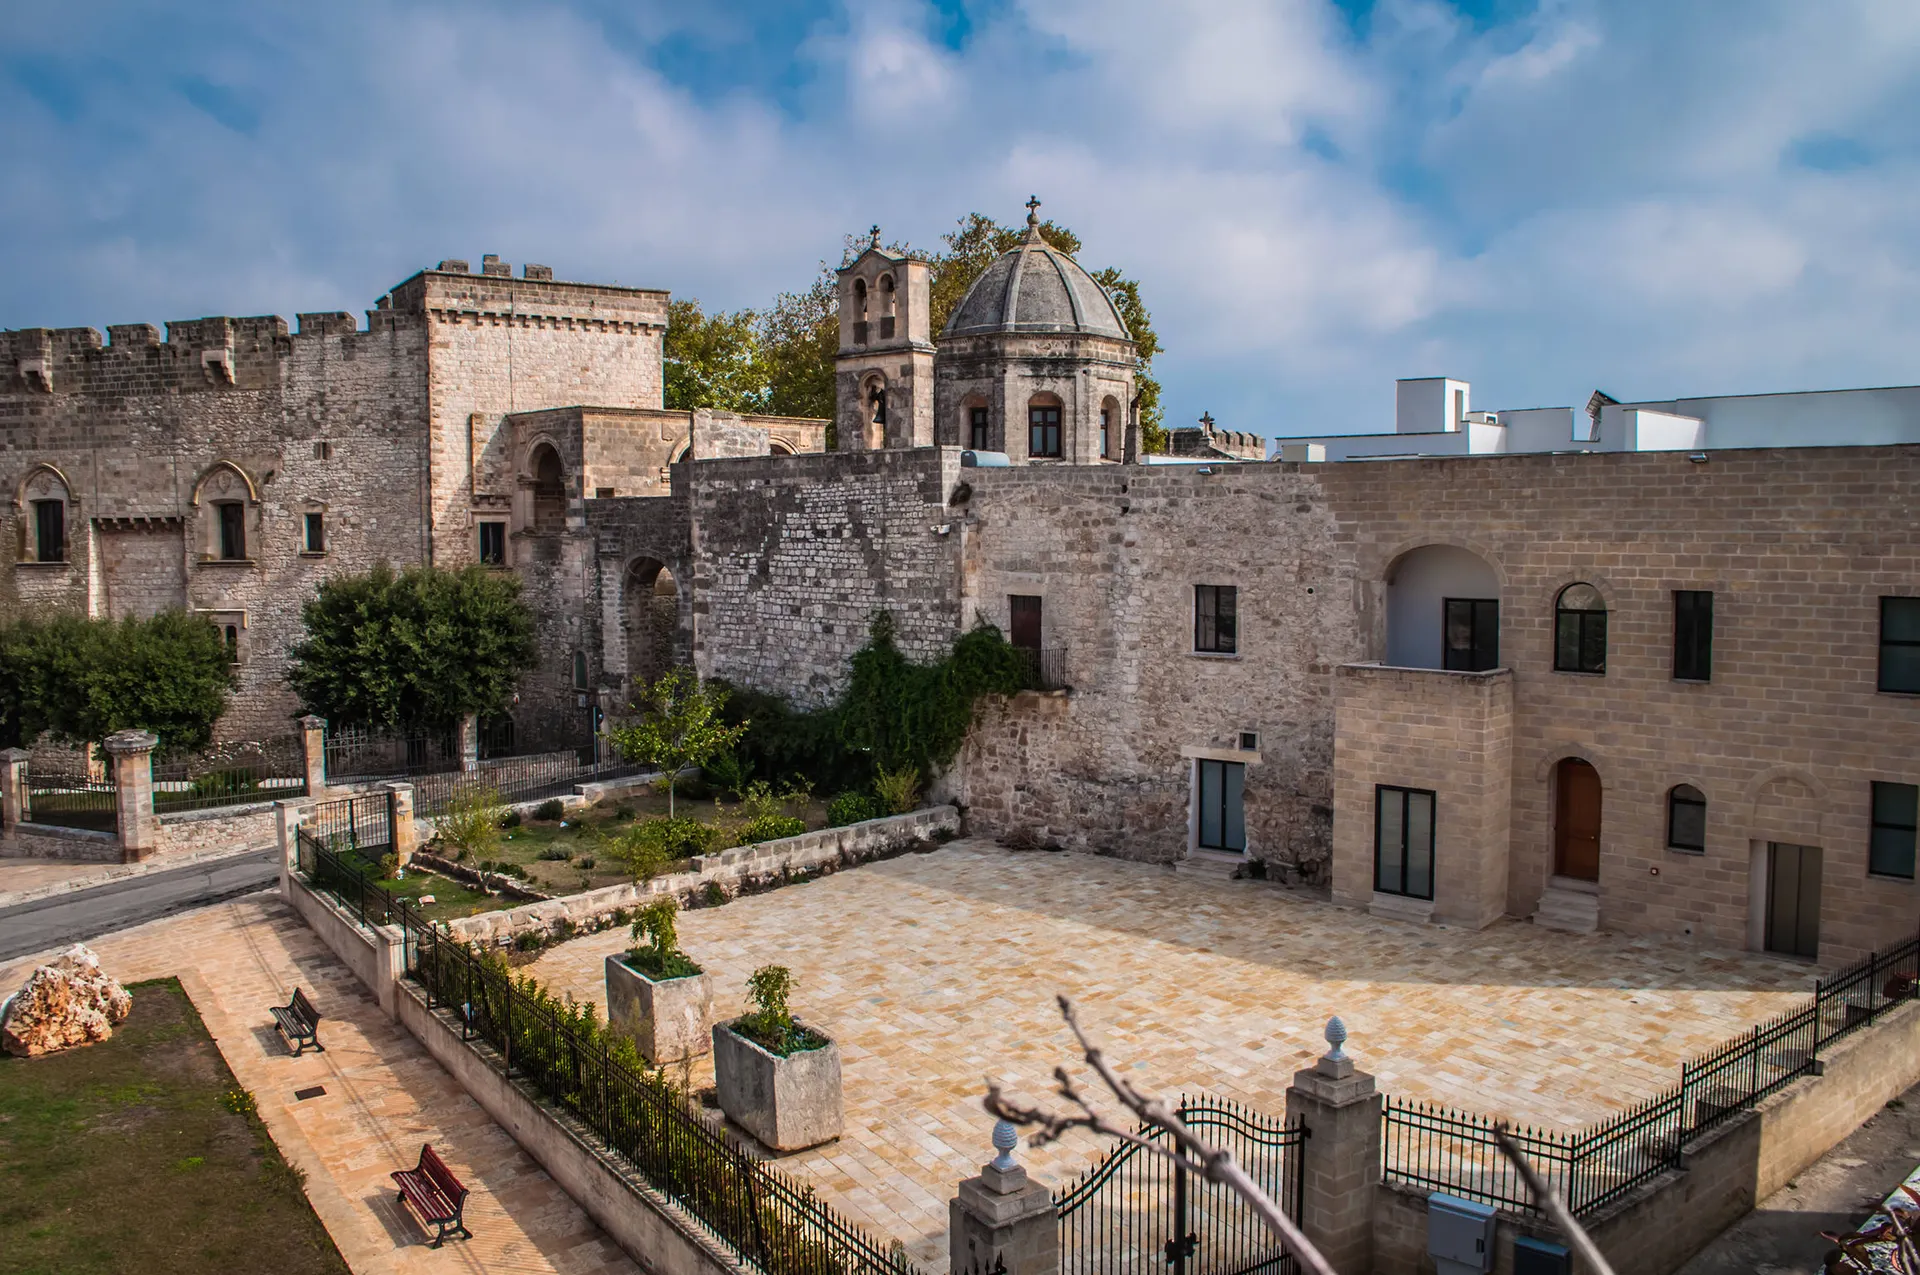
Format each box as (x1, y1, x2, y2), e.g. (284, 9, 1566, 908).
(1014, 646, 1069, 692)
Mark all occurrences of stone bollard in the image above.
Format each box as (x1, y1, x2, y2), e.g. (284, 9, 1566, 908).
(385, 782, 418, 866)
(0, 747, 28, 833)
(105, 729, 159, 862)
(299, 714, 328, 797)
(1286, 1017, 1382, 1275)
(949, 1120, 1059, 1275)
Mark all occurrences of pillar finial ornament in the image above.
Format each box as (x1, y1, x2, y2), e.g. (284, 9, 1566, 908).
(990, 1119, 1019, 1173)
(1324, 1016, 1348, 1062)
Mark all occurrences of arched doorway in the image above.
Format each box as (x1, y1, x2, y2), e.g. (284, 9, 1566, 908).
(1554, 758, 1602, 881)
(624, 558, 678, 692)
(1385, 545, 1500, 670)
(530, 444, 566, 534)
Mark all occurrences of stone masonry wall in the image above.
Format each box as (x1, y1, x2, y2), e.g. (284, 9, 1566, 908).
(689, 448, 967, 706)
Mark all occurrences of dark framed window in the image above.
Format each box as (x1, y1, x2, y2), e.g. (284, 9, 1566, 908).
(970, 407, 990, 451)
(216, 501, 246, 560)
(1195, 585, 1238, 654)
(1374, 785, 1435, 900)
(1443, 598, 1499, 672)
(1870, 781, 1918, 879)
(223, 624, 241, 663)
(1554, 583, 1607, 673)
(1880, 598, 1920, 694)
(594, 487, 615, 499)
(1674, 590, 1713, 681)
(303, 512, 325, 554)
(572, 650, 589, 691)
(1196, 758, 1246, 853)
(1009, 595, 1042, 650)
(1667, 784, 1706, 852)
(1028, 403, 1062, 458)
(1100, 408, 1111, 458)
(32, 499, 65, 563)
(479, 521, 506, 566)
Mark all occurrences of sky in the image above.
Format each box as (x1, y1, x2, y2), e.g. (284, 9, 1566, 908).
(4, 0, 1920, 437)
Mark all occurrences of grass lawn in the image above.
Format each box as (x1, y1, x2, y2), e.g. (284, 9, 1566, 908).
(0, 977, 348, 1275)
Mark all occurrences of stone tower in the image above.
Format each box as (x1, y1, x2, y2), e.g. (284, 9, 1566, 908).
(833, 229, 935, 450)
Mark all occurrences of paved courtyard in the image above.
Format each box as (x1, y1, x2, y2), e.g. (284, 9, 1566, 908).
(529, 838, 1819, 1266)
(1, 896, 639, 1275)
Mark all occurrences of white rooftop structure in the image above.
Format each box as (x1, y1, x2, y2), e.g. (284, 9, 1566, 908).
(1272, 377, 1920, 462)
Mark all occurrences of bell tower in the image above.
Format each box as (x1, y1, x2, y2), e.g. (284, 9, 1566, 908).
(833, 227, 935, 450)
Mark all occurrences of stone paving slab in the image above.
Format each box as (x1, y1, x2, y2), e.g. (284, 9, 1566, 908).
(527, 838, 1819, 1267)
(1, 896, 639, 1275)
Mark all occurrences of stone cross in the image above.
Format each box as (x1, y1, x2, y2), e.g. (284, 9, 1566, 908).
(1025, 195, 1041, 224)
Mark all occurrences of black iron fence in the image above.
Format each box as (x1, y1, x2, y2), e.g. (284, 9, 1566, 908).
(1382, 930, 1920, 1217)
(1055, 1097, 1307, 1275)
(305, 791, 396, 857)
(409, 753, 648, 818)
(292, 833, 918, 1275)
(25, 762, 117, 832)
(1013, 646, 1069, 693)
(152, 733, 308, 814)
(322, 724, 461, 781)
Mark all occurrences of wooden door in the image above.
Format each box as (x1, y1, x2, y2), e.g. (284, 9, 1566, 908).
(1554, 758, 1602, 881)
(1010, 595, 1043, 650)
(1766, 843, 1822, 959)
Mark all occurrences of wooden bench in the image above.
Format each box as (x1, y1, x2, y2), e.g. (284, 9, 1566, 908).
(391, 1144, 472, 1248)
(269, 988, 323, 1056)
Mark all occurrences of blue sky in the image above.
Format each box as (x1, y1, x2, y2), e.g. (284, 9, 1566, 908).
(4, 1, 1920, 436)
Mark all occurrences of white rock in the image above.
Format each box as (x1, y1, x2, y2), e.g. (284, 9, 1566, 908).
(1, 944, 134, 1058)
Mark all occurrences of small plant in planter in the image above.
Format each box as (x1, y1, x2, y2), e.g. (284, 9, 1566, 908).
(713, 963, 842, 1151)
(605, 896, 712, 1065)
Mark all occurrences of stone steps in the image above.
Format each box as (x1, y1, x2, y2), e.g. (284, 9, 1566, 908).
(1533, 880, 1601, 934)
(1174, 855, 1243, 882)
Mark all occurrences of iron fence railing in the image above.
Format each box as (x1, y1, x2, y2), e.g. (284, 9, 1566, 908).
(151, 734, 307, 814)
(297, 828, 403, 928)
(1055, 1096, 1306, 1275)
(322, 723, 461, 781)
(1013, 646, 1069, 693)
(304, 791, 396, 858)
(24, 763, 117, 832)
(409, 753, 648, 818)
(1383, 930, 1920, 1217)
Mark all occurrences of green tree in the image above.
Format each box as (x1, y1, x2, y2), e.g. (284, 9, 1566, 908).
(607, 668, 749, 817)
(757, 272, 839, 424)
(0, 610, 234, 752)
(662, 298, 771, 412)
(286, 563, 538, 730)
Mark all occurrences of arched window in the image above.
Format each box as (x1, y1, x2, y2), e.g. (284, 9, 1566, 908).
(1554, 583, 1607, 674)
(190, 462, 259, 563)
(878, 274, 896, 340)
(865, 376, 887, 427)
(1667, 784, 1706, 852)
(853, 278, 869, 346)
(1100, 396, 1122, 459)
(530, 444, 566, 534)
(20, 467, 71, 563)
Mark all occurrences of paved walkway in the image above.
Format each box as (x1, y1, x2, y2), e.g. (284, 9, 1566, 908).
(528, 839, 1820, 1267)
(2, 896, 639, 1275)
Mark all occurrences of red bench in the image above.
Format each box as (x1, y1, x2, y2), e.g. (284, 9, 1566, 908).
(391, 1143, 471, 1248)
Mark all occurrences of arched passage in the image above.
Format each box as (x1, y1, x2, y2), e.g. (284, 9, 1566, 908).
(624, 558, 679, 691)
(530, 444, 566, 534)
(1385, 544, 1501, 670)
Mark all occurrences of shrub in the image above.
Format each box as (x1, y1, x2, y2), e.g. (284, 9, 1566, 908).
(576, 855, 596, 871)
(536, 847, 572, 862)
(438, 786, 507, 862)
(737, 964, 826, 1057)
(625, 896, 700, 980)
(501, 809, 522, 829)
(873, 763, 921, 815)
(702, 880, 727, 907)
(738, 813, 805, 845)
(534, 798, 566, 822)
(827, 790, 879, 827)
(703, 750, 751, 802)
(603, 816, 716, 880)
(513, 930, 546, 953)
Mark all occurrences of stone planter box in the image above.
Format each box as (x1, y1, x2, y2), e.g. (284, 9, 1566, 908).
(712, 1019, 843, 1152)
(605, 954, 713, 1065)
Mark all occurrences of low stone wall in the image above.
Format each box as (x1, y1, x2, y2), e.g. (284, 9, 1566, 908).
(1366, 998, 1920, 1274)
(448, 805, 962, 945)
(155, 802, 281, 856)
(0, 823, 123, 862)
(283, 872, 388, 1002)
(394, 981, 737, 1275)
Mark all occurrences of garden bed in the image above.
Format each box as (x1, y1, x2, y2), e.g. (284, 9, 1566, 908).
(0, 976, 348, 1274)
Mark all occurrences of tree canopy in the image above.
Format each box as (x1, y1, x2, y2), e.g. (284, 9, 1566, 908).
(286, 563, 538, 731)
(0, 610, 234, 752)
(659, 211, 1167, 449)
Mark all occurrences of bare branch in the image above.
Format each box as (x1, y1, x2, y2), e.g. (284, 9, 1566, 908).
(982, 996, 1341, 1275)
(1491, 1125, 1616, 1275)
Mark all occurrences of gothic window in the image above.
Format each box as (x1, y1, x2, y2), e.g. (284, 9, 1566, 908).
(33, 499, 65, 563)
(1554, 583, 1607, 674)
(191, 463, 257, 563)
(216, 502, 246, 559)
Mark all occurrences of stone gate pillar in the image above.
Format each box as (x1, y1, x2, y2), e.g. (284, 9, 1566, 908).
(950, 1120, 1058, 1275)
(457, 713, 480, 772)
(106, 729, 159, 862)
(299, 715, 328, 797)
(0, 747, 29, 832)
(385, 781, 418, 866)
(1286, 1017, 1382, 1275)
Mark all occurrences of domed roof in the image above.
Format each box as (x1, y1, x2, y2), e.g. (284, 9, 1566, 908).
(942, 216, 1132, 342)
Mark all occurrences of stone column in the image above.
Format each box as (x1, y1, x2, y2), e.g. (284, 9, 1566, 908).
(0, 747, 29, 832)
(1286, 1017, 1382, 1275)
(105, 729, 159, 863)
(299, 715, 328, 797)
(457, 712, 480, 772)
(950, 1120, 1059, 1275)
(385, 781, 418, 866)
